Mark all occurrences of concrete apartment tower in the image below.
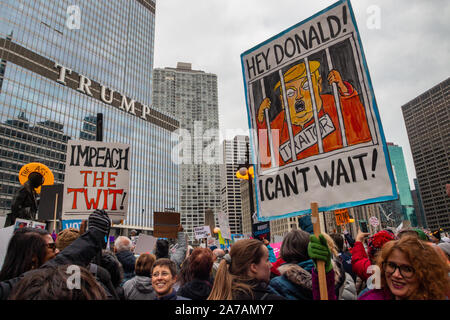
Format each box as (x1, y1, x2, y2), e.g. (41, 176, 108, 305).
(153, 62, 221, 241)
(402, 78, 450, 232)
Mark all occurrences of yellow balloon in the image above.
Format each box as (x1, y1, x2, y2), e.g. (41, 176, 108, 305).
(18, 162, 54, 194)
(214, 227, 221, 234)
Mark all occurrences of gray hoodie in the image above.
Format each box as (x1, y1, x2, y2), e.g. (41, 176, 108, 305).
(123, 276, 156, 300)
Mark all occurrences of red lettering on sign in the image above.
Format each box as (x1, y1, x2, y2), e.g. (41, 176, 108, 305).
(67, 188, 85, 209)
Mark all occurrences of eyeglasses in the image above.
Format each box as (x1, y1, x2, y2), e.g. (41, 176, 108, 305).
(47, 243, 56, 251)
(382, 261, 415, 279)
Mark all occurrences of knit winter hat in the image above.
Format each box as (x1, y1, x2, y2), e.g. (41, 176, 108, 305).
(56, 228, 80, 251)
(412, 228, 429, 241)
(367, 230, 396, 259)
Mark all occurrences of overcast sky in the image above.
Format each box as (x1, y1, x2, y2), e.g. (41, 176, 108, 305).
(153, 0, 450, 187)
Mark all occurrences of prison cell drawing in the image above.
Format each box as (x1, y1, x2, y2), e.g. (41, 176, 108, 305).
(250, 36, 378, 171)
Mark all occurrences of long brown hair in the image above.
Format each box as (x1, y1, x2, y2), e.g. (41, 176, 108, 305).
(208, 239, 265, 300)
(376, 235, 450, 300)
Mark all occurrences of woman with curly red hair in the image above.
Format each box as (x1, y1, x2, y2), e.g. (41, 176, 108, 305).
(359, 235, 450, 300)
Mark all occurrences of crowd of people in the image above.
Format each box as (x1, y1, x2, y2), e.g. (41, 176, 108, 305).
(0, 209, 449, 300)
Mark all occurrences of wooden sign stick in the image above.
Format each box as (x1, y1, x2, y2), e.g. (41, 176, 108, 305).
(311, 202, 328, 300)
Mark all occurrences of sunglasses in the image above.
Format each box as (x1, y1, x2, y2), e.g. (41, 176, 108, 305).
(47, 242, 56, 251)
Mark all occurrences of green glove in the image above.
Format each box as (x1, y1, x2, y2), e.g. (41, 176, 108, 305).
(308, 234, 333, 273)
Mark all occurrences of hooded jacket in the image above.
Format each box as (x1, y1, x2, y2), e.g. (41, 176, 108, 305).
(123, 275, 156, 300)
(268, 260, 315, 300)
(332, 258, 357, 300)
(177, 278, 213, 300)
(115, 250, 136, 284)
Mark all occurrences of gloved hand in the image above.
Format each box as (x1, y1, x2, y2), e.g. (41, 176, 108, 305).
(88, 209, 111, 235)
(308, 234, 333, 273)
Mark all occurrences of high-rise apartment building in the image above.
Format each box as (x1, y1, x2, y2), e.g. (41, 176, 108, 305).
(402, 78, 450, 232)
(220, 135, 248, 235)
(153, 62, 220, 241)
(0, 0, 180, 229)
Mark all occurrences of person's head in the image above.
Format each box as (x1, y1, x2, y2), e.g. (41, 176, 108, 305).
(9, 265, 107, 300)
(151, 258, 177, 297)
(154, 239, 169, 259)
(208, 239, 271, 300)
(321, 233, 338, 257)
(397, 228, 428, 241)
(213, 248, 225, 262)
(377, 235, 450, 300)
(56, 228, 80, 251)
(280, 229, 310, 263)
(28, 172, 44, 189)
(189, 248, 214, 281)
(275, 61, 323, 128)
(367, 230, 396, 261)
(330, 233, 344, 253)
(135, 253, 156, 277)
(0, 228, 48, 281)
(114, 236, 132, 253)
(100, 250, 124, 287)
(130, 230, 137, 237)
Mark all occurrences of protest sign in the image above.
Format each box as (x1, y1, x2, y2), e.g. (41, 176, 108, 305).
(369, 216, 379, 228)
(31, 221, 46, 230)
(0, 225, 15, 269)
(62, 219, 83, 230)
(38, 184, 63, 221)
(252, 221, 271, 241)
(241, 0, 397, 221)
(335, 208, 350, 225)
(14, 218, 32, 230)
(271, 242, 282, 258)
(19, 162, 54, 194)
(217, 211, 232, 240)
(232, 234, 246, 242)
(153, 211, 180, 238)
(194, 226, 212, 240)
(62, 140, 130, 221)
(134, 234, 157, 255)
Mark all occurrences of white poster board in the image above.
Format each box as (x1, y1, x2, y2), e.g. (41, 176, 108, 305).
(194, 226, 212, 240)
(0, 225, 15, 269)
(241, 0, 397, 221)
(62, 140, 130, 221)
(134, 234, 157, 255)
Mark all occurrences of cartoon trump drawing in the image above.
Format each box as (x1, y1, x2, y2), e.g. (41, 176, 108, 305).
(257, 60, 372, 168)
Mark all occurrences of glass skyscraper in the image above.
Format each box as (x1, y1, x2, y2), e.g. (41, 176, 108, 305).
(380, 142, 416, 227)
(0, 0, 179, 229)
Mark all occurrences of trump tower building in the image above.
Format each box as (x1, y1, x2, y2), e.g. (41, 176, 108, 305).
(0, 0, 179, 230)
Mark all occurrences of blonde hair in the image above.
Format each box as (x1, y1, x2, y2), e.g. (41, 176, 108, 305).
(322, 233, 339, 257)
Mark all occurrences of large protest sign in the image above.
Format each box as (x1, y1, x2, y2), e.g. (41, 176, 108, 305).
(153, 211, 180, 238)
(62, 140, 130, 221)
(241, 0, 397, 221)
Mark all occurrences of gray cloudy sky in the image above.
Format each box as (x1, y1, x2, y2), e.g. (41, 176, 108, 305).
(153, 0, 450, 187)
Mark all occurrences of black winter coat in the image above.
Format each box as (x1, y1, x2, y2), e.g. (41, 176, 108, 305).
(178, 278, 213, 300)
(0, 227, 105, 299)
(233, 280, 285, 300)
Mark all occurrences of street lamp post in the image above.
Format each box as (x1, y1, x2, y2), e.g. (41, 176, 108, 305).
(236, 142, 255, 235)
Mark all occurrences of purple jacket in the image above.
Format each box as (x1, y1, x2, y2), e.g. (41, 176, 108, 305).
(312, 268, 336, 300)
(358, 288, 393, 300)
